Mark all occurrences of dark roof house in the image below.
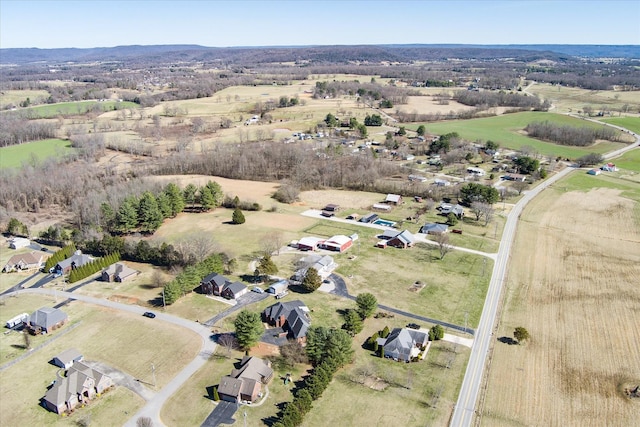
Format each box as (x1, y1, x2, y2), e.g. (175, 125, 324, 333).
(199, 272, 228, 296)
(263, 300, 311, 341)
(217, 356, 273, 403)
(387, 230, 416, 249)
(27, 307, 68, 334)
(220, 281, 248, 300)
(55, 251, 93, 274)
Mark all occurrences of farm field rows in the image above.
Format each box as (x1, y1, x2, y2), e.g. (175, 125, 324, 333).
(422, 111, 629, 158)
(480, 171, 640, 426)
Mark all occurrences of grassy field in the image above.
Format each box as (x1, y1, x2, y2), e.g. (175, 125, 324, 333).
(612, 148, 640, 173)
(421, 111, 628, 158)
(1, 100, 139, 119)
(480, 171, 640, 426)
(527, 82, 640, 114)
(0, 295, 201, 426)
(601, 116, 640, 134)
(0, 90, 50, 109)
(0, 139, 75, 169)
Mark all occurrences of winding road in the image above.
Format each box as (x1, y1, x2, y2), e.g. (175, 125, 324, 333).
(450, 123, 639, 427)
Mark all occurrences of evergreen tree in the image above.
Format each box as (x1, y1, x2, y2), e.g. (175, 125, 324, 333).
(205, 180, 224, 207)
(234, 310, 263, 350)
(116, 197, 139, 233)
(342, 309, 364, 336)
(199, 186, 215, 211)
(138, 192, 163, 233)
(355, 293, 377, 319)
(213, 386, 220, 401)
(232, 208, 245, 224)
(301, 267, 321, 292)
(100, 202, 116, 232)
(281, 402, 303, 426)
(164, 183, 185, 216)
(294, 389, 313, 414)
(429, 324, 444, 341)
(183, 184, 197, 209)
(156, 193, 172, 219)
(380, 326, 390, 338)
(257, 255, 278, 277)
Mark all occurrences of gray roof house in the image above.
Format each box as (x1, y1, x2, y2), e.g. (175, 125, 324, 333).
(378, 328, 430, 362)
(420, 223, 449, 235)
(294, 254, 336, 280)
(27, 307, 68, 334)
(220, 281, 248, 300)
(438, 203, 465, 218)
(42, 361, 113, 414)
(55, 251, 93, 274)
(52, 348, 83, 369)
(199, 272, 228, 296)
(263, 300, 311, 342)
(101, 262, 138, 282)
(387, 230, 416, 249)
(218, 356, 273, 403)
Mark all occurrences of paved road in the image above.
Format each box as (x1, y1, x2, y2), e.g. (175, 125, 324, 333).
(3, 288, 216, 427)
(450, 122, 639, 427)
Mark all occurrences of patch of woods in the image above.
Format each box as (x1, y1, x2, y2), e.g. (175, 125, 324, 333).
(453, 90, 551, 110)
(0, 116, 58, 147)
(525, 120, 622, 146)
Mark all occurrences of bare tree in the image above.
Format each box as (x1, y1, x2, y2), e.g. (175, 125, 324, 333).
(470, 201, 485, 221)
(151, 270, 166, 289)
(174, 232, 218, 264)
(434, 232, 454, 260)
(136, 417, 153, 427)
(512, 181, 529, 195)
(482, 204, 495, 226)
(217, 333, 238, 356)
(23, 331, 31, 350)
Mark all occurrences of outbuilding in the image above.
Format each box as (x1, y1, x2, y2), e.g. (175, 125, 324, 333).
(52, 348, 84, 369)
(8, 237, 30, 249)
(320, 235, 352, 252)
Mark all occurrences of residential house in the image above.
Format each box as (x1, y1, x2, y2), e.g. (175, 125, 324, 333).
(220, 281, 248, 300)
(601, 163, 618, 172)
(27, 307, 68, 334)
(8, 237, 30, 249)
(387, 230, 416, 249)
(54, 251, 93, 275)
(384, 194, 403, 205)
(320, 235, 352, 252)
(217, 356, 273, 403)
(438, 202, 465, 218)
(199, 273, 248, 300)
(52, 349, 83, 370)
(293, 254, 336, 281)
(42, 361, 113, 414)
(377, 328, 430, 362)
(408, 175, 427, 183)
(3, 252, 45, 273)
(322, 204, 340, 212)
(263, 300, 311, 342)
(467, 167, 486, 176)
(100, 262, 138, 282)
(420, 223, 449, 235)
(502, 173, 527, 182)
(359, 213, 379, 224)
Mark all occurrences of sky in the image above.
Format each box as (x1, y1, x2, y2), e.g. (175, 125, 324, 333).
(1, 0, 639, 49)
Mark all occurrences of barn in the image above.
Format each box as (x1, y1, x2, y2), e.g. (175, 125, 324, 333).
(320, 235, 352, 252)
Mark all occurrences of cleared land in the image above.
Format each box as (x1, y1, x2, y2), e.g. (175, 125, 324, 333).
(527, 83, 640, 115)
(480, 172, 640, 426)
(422, 111, 630, 159)
(1, 100, 139, 119)
(601, 117, 640, 135)
(0, 139, 74, 169)
(0, 295, 201, 426)
(613, 148, 640, 173)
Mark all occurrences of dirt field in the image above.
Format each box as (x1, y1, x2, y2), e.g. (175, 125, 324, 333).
(480, 185, 640, 426)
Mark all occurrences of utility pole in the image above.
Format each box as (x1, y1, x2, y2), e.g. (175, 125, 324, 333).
(151, 363, 156, 388)
(482, 258, 487, 276)
(464, 311, 469, 335)
(243, 411, 247, 427)
(162, 288, 166, 310)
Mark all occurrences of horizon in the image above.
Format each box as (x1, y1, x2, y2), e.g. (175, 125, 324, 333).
(1, 0, 639, 49)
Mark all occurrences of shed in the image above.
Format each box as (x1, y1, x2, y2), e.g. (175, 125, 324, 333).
(297, 236, 324, 251)
(373, 203, 392, 212)
(267, 280, 288, 294)
(321, 235, 352, 252)
(385, 194, 403, 205)
(52, 348, 83, 369)
(587, 169, 601, 176)
(5, 313, 28, 328)
(8, 237, 30, 249)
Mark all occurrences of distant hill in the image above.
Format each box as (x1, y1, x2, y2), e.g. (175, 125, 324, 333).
(1, 44, 637, 66)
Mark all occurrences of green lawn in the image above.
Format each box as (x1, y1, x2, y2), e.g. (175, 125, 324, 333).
(0, 139, 74, 169)
(613, 148, 640, 172)
(601, 116, 640, 135)
(1, 100, 139, 119)
(551, 170, 640, 203)
(419, 111, 627, 159)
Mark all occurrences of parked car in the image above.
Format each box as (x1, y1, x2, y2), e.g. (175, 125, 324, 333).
(406, 323, 420, 330)
(143, 312, 156, 319)
(252, 286, 264, 294)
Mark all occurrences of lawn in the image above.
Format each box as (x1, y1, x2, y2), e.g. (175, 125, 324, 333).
(601, 116, 640, 135)
(420, 111, 628, 159)
(2, 100, 139, 119)
(551, 170, 640, 202)
(0, 296, 200, 426)
(0, 139, 75, 169)
(612, 148, 640, 173)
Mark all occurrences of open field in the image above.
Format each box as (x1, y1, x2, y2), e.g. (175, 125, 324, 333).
(0, 295, 200, 426)
(480, 172, 640, 426)
(421, 111, 629, 159)
(0, 138, 74, 169)
(1, 100, 139, 119)
(612, 148, 640, 173)
(527, 82, 640, 114)
(601, 116, 640, 135)
(0, 89, 50, 109)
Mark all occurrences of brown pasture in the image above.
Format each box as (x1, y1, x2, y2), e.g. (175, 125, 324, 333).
(480, 187, 640, 426)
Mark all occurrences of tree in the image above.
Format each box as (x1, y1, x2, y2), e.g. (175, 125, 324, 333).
(212, 386, 220, 401)
(262, 231, 284, 256)
(183, 183, 197, 209)
(136, 417, 153, 427)
(514, 156, 540, 174)
(301, 267, 321, 292)
(416, 125, 426, 136)
(324, 113, 337, 127)
(257, 254, 278, 277)
(355, 293, 377, 319)
(6, 218, 28, 236)
(199, 186, 215, 211)
(485, 140, 500, 151)
(293, 388, 313, 414)
(234, 310, 263, 350)
(429, 324, 444, 341)
(380, 326, 390, 338)
(435, 232, 453, 260)
(280, 340, 308, 365)
(217, 333, 238, 356)
(342, 309, 364, 336)
(138, 192, 163, 233)
(116, 197, 139, 233)
(512, 180, 529, 195)
(446, 213, 458, 226)
(514, 327, 530, 344)
(232, 208, 245, 224)
(470, 201, 485, 221)
(575, 153, 604, 167)
(164, 183, 185, 216)
(459, 182, 499, 205)
(364, 114, 383, 126)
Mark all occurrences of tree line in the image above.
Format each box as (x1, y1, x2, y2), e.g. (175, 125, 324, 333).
(453, 90, 550, 110)
(68, 252, 120, 283)
(163, 253, 224, 304)
(525, 120, 621, 146)
(0, 115, 57, 147)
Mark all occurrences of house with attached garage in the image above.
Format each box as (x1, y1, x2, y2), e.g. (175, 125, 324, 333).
(100, 262, 138, 282)
(54, 251, 93, 275)
(199, 272, 248, 300)
(220, 281, 248, 300)
(52, 348, 83, 370)
(27, 307, 68, 334)
(3, 252, 46, 273)
(263, 300, 311, 343)
(377, 327, 430, 362)
(387, 230, 416, 249)
(217, 356, 273, 403)
(420, 223, 449, 235)
(42, 361, 113, 414)
(293, 254, 336, 281)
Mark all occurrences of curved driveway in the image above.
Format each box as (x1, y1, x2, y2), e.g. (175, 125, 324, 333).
(450, 122, 639, 427)
(6, 288, 215, 427)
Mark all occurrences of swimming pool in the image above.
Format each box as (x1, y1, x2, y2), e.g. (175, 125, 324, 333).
(373, 219, 396, 227)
